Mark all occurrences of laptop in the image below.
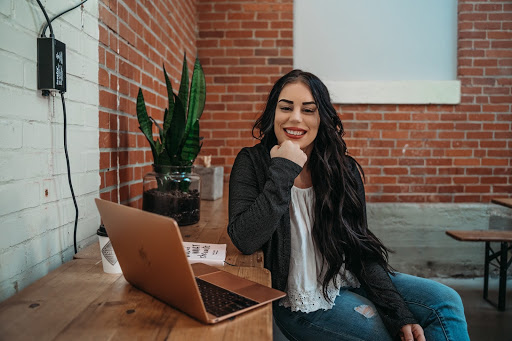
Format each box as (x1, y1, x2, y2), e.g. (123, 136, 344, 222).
(94, 198, 286, 324)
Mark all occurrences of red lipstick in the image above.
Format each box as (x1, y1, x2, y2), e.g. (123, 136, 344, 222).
(283, 127, 306, 139)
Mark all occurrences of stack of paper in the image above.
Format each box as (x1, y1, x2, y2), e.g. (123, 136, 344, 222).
(183, 242, 227, 266)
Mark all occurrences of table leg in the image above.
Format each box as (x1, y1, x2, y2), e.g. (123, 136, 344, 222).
(484, 241, 490, 301)
(498, 242, 508, 311)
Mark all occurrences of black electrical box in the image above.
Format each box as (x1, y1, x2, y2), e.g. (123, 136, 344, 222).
(37, 37, 66, 93)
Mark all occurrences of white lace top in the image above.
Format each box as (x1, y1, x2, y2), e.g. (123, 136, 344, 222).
(279, 186, 360, 313)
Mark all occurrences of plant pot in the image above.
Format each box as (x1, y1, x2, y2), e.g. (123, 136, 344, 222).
(194, 165, 224, 200)
(142, 165, 200, 225)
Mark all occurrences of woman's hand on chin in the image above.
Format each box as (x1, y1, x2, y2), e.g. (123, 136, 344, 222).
(270, 140, 307, 167)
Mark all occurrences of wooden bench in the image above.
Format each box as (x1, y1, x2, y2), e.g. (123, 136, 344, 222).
(445, 230, 512, 311)
(446, 197, 512, 311)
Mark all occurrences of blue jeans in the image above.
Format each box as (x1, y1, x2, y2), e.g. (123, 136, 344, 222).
(274, 273, 469, 341)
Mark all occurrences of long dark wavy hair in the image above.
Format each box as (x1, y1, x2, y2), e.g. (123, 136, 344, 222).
(252, 69, 391, 300)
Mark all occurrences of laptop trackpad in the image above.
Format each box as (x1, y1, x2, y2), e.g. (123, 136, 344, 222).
(198, 271, 281, 303)
(191, 263, 219, 277)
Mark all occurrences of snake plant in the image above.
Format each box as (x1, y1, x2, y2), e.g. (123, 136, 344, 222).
(136, 53, 206, 168)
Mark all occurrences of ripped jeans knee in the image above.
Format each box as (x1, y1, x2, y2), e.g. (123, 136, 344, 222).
(354, 304, 377, 318)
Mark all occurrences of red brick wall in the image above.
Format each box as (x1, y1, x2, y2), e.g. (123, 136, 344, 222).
(98, 0, 197, 207)
(196, 0, 294, 169)
(197, 0, 512, 203)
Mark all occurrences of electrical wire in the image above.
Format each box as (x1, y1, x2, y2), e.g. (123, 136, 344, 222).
(36, 0, 81, 254)
(41, 0, 89, 38)
(61, 92, 80, 254)
(35, 0, 54, 38)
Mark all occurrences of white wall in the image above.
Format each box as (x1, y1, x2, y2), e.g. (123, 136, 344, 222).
(294, 0, 457, 81)
(294, 0, 460, 104)
(0, 0, 100, 301)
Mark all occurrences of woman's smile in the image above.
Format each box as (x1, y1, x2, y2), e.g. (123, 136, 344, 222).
(283, 127, 307, 138)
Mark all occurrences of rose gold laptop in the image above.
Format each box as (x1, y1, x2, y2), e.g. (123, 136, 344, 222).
(94, 198, 285, 324)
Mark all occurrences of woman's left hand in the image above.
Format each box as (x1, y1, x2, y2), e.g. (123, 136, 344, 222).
(399, 324, 425, 341)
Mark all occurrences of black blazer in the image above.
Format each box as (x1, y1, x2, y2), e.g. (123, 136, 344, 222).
(227, 142, 416, 337)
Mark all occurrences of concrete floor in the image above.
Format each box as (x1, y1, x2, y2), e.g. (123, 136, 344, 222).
(435, 277, 511, 341)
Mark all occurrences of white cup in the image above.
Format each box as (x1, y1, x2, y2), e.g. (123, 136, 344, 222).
(97, 225, 122, 274)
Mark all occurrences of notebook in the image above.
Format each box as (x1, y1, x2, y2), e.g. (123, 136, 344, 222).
(94, 198, 286, 324)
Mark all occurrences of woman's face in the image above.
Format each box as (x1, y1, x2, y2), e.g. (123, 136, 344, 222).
(274, 82, 320, 156)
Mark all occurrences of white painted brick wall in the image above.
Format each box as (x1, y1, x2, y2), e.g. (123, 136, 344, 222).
(0, 152, 49, 181)
(84, 150, 100, 172)
(0, 119, 22, 148)
(0, 0, 100, 302)
(0, 51, 24, 86)
(22, 121, 53, 149)
(1, 209, 40, 250)
(0, 245, 27, 283)
(0, 1, 10, 16)
(0, 86, 48, 121)
(23, 60, 38, 91)
(0, 20, 36, 61)
(0, 182, 41, 216)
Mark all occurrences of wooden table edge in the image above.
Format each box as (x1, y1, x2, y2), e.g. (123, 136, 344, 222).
(491, 197, 512, 209)
(446, 229, 512, 242)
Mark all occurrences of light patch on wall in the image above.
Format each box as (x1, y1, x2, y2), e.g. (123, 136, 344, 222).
(294, 0, 460, 104)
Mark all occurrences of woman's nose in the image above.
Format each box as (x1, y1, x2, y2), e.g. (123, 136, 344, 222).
(288, 108, 302, 122)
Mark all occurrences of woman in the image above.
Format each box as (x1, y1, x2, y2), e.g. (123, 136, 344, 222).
(227, 70, 469, 341)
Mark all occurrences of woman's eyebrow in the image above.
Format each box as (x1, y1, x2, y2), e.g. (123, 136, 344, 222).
(277, 99, 316, 105)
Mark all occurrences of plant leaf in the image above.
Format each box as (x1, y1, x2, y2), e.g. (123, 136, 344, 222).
(177, 53, 189, 117)
(149, 116, 164, 141)
(155, 141, 163, 155)
(163, 66, 174, 134)
(136, 88, 157, 155)
(165, 93, 186, 160)
(180, 120, 201, 163)
(156, 142, 170, 165)
(162, 108, 168, 142)
(186, 57, 206, 136)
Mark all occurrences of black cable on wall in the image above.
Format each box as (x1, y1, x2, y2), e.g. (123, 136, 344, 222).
(35, 1, 90, 254)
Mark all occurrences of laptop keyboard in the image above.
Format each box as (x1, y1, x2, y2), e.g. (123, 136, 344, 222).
(195, 277, 258, 317)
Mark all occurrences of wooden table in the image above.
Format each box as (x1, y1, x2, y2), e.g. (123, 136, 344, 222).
(180, 188, 264, 268)
(0, 188, 274, 340)
(446, 197, 512, 311)
(75, 187, 264, 268)
(446, 230, 512, 243)
(492, 197, 512, 209)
